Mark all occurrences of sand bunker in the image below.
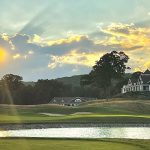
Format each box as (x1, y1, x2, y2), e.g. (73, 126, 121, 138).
(39, 113, 65, 117)
(71, 112, 93, 115)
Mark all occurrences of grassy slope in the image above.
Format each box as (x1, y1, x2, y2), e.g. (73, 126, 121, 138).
(0, 139, 149, 150)
(0, 99, 149, 124)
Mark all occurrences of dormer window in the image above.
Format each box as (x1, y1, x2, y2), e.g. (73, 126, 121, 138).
(128, 79, 132, 85)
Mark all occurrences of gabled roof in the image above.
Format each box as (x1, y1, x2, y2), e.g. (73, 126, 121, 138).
(128, 69, 150, 85)
(141, 74, 150, 84)
(130, 71, 142, 84)
(143, 69, 150, 74)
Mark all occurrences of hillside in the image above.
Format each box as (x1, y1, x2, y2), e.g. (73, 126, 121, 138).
(23, 75, 85, 87)
(23, 73, 131, 88)
(22, 81, 35, 86)
(56, 75, 85, 87)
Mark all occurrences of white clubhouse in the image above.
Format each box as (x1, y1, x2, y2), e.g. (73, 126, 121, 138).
(122, 69, 150, 94)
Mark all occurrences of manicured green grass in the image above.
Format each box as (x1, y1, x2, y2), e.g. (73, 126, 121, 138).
(0, 99, 149, 124)
(0, 138, 149, 150)
(0, 114, 150, 124)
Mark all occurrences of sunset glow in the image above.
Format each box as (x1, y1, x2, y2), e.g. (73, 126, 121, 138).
(0, 48, 7, 64)
(0, 0, 149, 80)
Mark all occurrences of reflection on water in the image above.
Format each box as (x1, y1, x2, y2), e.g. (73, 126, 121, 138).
(0, 130, 10, 137)
(0, 127, 150, 139)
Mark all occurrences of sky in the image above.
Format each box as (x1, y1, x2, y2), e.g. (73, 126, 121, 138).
(0, 0, 150, 81)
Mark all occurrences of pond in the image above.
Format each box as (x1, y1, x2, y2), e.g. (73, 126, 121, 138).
(0, 127, 150, 139)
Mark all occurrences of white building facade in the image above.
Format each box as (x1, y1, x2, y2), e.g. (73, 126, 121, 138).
(121, 70, 150, 94)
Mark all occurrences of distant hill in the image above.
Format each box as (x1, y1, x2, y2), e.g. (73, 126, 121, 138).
(23, 75, 86, 87)
(23, 73, 131, 87)
(22, 81, 36, 86)
(56, 75, 85, 87)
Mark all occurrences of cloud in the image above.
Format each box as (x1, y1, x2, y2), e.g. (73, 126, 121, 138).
(28, 50, 34, 55)
(0, 35, 12, 51)
(13, 53, 21, 59)
(144, 61, 150, 70)
(48, 50, 103, 69)
(101, 23, 134, 35)
(100, 23, 150, 50)
(1, 33, 9, 41)
(30, 34, 43, 44)
(0, 22, 150, 80)
(30, 34, 90, 47)
(46, 35, 89, 46)
(126, 49, 150, 72)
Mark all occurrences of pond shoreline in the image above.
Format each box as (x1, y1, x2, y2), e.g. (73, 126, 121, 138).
(0, 123, 150, 130)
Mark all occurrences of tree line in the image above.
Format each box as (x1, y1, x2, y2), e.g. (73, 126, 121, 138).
(0, 74, 105, 105)
(0, 51, 130, 105)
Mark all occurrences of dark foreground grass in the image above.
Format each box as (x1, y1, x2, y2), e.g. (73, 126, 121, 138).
(0, 138, 149, 150)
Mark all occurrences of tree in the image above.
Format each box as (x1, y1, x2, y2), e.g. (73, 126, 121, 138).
(16, 85, 35, 105)
(1, 74, 23, 90)
(81, 51, 130, 99)
(34, 79, 72, 104)
(0, 74, 24, 104)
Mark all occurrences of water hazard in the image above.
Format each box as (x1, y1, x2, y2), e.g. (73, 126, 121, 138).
(0, 127, 150, 139)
